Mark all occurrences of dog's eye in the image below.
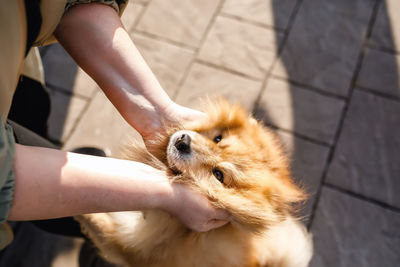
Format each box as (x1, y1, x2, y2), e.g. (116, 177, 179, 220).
(212, 168, 224, 183)
(213, 134, 222, 143)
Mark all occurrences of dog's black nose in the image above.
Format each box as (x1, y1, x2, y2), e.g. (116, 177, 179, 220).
(174, 133, 191, 154)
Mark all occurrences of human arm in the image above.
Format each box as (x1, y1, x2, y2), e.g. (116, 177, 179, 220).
(54, 3, 204, 142)
(8, 144, 228, 232)
(47, 3, 228, 231)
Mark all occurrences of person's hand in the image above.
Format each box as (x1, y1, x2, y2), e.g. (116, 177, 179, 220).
(160, 182, 231, 232)
(142, 103, 206, 150)
(163, 103, 206, 126)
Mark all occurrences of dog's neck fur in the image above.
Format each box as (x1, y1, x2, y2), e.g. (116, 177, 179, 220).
(118, 141, 258, 265)
(119, 209, 256, 267)
(119, 139, 310, 266)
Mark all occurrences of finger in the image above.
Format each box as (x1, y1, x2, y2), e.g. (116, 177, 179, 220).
(212, 208, 232, 221)
(211, 219, 229, 229)
(202, 219, 229, 232)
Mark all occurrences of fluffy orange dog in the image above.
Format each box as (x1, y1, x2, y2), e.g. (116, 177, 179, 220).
(75, 100, 313, 267)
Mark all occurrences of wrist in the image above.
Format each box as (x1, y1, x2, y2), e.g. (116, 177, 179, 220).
(135, 101, 177, 141)
(127, 165, 174, 211)
(153, 179, 175, 212)
(155, 180, 191, 218)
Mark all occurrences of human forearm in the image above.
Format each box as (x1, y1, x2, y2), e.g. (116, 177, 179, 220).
(8, 144, 170, 221)
(9, 144, 229, 231)
(54, 3, 174, 139)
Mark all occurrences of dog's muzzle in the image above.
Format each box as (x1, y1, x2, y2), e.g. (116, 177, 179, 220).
(174, 133, 191, 154)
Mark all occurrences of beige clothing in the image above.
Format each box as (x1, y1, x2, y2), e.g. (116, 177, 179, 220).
(0, 0, 128, 121)
(22, 48, 45, 86)
(0, 0, 127, 249)
(0, 0, 27, 122)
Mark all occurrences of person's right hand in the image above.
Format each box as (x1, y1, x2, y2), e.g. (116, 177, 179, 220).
(141, 103, 207, 151)
(160, 182, 231, 232)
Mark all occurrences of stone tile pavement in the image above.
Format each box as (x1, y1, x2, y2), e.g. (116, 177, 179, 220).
(9, 0, 400, 266)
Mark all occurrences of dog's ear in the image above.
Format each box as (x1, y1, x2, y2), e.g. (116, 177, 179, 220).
(123, 139, 167, 171)
(145, 125, 180, 164)
(206, 172, 307, 233)
(270, 178, 307, 204)
(216, 185, 306, 233)
(218, 198, 278, 233)
(206, 187, 283, 233)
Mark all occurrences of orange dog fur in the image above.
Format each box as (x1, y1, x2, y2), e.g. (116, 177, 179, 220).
(75, 100, 313, 267)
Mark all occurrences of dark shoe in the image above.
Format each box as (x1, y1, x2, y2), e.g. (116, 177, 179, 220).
(71, 147, 107, 157)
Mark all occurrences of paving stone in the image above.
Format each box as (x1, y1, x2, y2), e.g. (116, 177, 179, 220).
(136, 0, 220, 47)
(63, 91, 141, 157)
(326, 90, 400, 208)
(198, 16, 281, 79)
(255, 78, 345, 144)
(369, 0, 400, 52)
(357, 48, 400, 97)
(272, 0, 374, 96)
(41, 43, 78, 93)
(47, 89, 88, 144)
(310, 186, 400, 267)
(175, 63, 262, 111)
(132, 33, 194, 97)
(277, 131, 329, 221)
(121, 1, 144, 34)
(41, 43, 98, 98)
(71, 68, 100, 98)
(221, 0, 297, 30)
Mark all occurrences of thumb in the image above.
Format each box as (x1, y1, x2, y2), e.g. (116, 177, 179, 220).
(213, 208, 232, 221)
(203, 219, 229, 232)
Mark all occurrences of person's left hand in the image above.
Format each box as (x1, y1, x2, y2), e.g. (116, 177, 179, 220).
(160, 182, 231, 232)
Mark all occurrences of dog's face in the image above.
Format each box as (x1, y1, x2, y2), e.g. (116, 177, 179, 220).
(158, 101, 305, 231)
